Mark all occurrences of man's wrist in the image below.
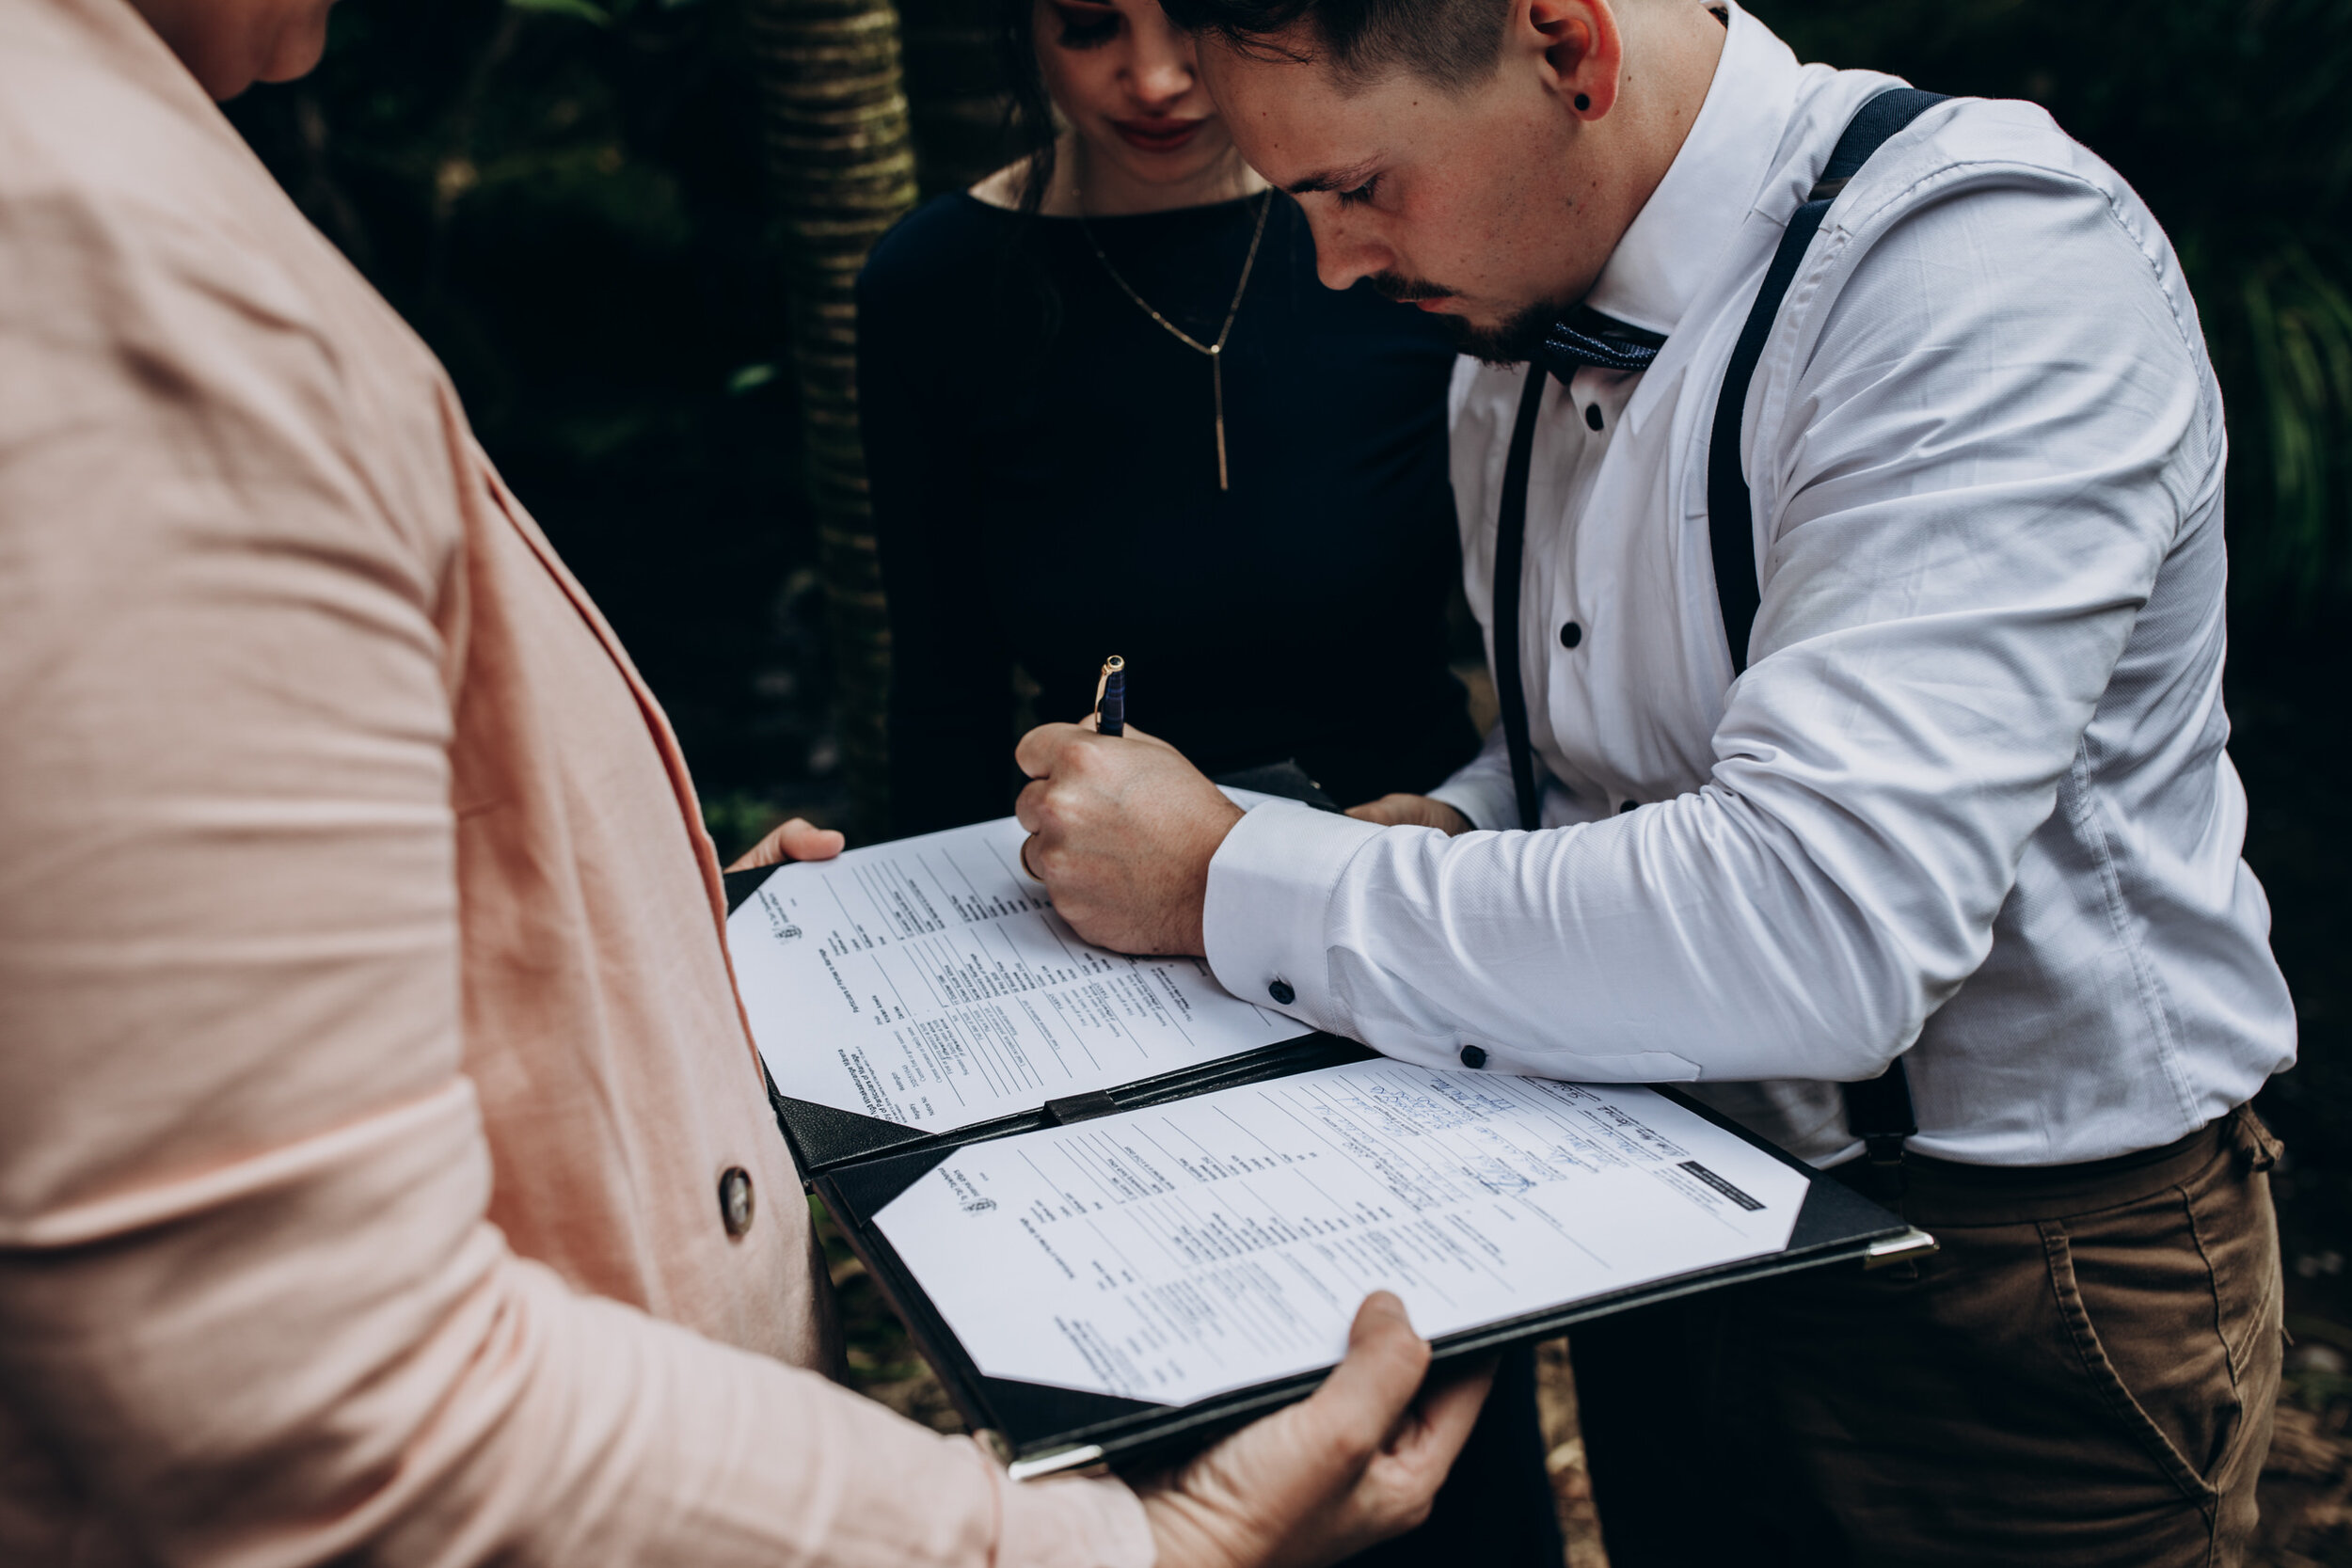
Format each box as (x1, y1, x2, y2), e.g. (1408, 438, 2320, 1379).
(1178, 800, 1248, 956)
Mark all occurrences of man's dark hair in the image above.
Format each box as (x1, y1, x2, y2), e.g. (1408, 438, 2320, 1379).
(1156, 0, 1516, 92)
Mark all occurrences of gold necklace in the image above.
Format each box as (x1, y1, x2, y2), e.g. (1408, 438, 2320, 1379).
(1077, 186, 1273, 492)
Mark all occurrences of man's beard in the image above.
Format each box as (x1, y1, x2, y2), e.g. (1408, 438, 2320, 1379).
(1368, 275, 1565, 367)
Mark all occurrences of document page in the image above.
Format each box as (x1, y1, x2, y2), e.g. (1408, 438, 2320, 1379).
(727, 809, 1308, 1135)
(873, 1059, 1807, 1406)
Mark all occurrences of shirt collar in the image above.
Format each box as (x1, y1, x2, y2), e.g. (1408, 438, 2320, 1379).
(1581, 2, 1804, 338)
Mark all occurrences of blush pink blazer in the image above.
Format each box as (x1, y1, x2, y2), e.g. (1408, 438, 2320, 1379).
(0, 2, 1150, 1561)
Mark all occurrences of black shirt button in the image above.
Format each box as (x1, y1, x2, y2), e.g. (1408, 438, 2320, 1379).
(1559, 621, 1583, 649)
(1585, 403, 1604, 432)
(1268, 978, 1296, 1006)
(1619, 800, 1639, 815)
(718, 1166, 755, 1239)
(1459, 1044, 1488, 1069)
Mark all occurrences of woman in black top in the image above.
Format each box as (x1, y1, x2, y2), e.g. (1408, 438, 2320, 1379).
(856, 0, 1478, 836)
(855, 6, 1557, 1562)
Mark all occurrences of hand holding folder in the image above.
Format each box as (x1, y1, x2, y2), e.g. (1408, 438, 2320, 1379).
(1139, 1292, 1495, 1568)
(723, 815, 845, 873)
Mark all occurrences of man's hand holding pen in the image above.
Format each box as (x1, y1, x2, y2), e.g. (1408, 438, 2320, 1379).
(1015, 718, 1242, 957)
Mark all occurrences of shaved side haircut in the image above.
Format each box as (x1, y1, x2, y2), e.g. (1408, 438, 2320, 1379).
(1156, 0, 1518, 92)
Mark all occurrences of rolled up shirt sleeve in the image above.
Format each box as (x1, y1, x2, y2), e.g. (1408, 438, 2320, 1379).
(1200, 167, 2205, 1088)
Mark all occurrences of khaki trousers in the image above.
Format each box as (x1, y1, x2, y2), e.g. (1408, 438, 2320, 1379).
(1571, 1107, 2285, 1567)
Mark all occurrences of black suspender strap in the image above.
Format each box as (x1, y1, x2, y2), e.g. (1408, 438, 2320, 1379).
(1493, 367, 1551, 832)
(1486, 87, 1949, 1171)
(1844, 1058, 1920, 1177)
(1706, 87, 1947, 674)
(1708, 86, 1946, 1180)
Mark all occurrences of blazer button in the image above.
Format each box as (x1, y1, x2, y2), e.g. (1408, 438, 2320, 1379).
(1584, 403, 1604, 432)
(1459, 1044, 1488, 1069)
(1559, 621, 1583, 649)
(718, 1166, 755, 1239)
(1619, 799, 1639, 815)
(1268, 978, 1296, 1006)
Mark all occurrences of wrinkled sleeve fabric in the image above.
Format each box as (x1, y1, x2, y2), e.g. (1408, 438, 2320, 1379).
(1203, 166, 2205, 1085)
(0, 189, 1150, 1567)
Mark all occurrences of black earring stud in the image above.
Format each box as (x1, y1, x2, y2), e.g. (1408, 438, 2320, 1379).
(1575, 92, 1592, 111)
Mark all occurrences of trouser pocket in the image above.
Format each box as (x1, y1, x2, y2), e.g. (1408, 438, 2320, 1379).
(2041, 1211, 2230, 1501)
(2038, 1147, 2282, 1512)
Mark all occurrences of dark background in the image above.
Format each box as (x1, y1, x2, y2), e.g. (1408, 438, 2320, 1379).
(224, 0, 2351, 1356)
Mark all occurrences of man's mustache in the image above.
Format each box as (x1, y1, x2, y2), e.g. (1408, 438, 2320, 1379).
(1368, 273, 1455, 303)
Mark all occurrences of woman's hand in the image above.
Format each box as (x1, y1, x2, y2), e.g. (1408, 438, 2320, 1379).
(723, 817, 846, 872)
(1136, 1292, 1494, 1568)
(1343, 795, 1472, 835)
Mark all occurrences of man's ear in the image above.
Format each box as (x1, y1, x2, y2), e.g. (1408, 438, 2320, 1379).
(1522, 0, 1623, 118)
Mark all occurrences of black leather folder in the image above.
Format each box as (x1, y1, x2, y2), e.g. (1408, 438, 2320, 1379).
(723, 767, 1930, 1481)
(814, 1087, 1926, 1481)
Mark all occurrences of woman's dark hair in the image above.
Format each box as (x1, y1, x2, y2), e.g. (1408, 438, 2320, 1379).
(996, 0, 1061, 219)
(990, 0, 1073, 341)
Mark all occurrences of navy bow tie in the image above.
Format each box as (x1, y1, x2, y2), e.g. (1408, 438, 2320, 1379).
(1534, 305, 1667, 380)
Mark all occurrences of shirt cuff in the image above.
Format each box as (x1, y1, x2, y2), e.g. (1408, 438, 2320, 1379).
(1202, 801, 1384, 1036)
(1426, 768, 1520, 833)
(993, 1461, 1155, 1568)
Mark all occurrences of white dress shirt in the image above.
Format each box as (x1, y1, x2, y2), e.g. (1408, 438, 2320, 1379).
(1201, 3, 2296, 1166)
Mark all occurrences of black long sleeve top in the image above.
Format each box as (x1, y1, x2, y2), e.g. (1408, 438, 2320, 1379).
(857, 190, 1478, 835)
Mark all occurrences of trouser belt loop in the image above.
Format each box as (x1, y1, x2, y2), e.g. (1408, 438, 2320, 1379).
(2229, 1103, 2283, 1173)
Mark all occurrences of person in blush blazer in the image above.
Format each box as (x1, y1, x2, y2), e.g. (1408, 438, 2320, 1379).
(0, 1, 1493, 1561)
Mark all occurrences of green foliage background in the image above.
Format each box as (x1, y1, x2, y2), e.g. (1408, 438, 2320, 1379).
(226, 0, 2352, 1315)
(229, 0, 840, 817)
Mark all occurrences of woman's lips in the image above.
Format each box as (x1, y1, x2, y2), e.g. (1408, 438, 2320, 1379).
(1112, 118, 1205, 154)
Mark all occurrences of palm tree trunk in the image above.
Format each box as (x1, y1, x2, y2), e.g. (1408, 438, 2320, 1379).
(896, 0, 1016, 198)
(746, 0, 918, 845)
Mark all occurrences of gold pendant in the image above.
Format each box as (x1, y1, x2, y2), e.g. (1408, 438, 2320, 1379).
(1211, 344, 1229, 492)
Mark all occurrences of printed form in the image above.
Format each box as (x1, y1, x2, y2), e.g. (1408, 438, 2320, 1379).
(727, 808, 1307, 1134)
(874, 1060, 1808, 1406)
